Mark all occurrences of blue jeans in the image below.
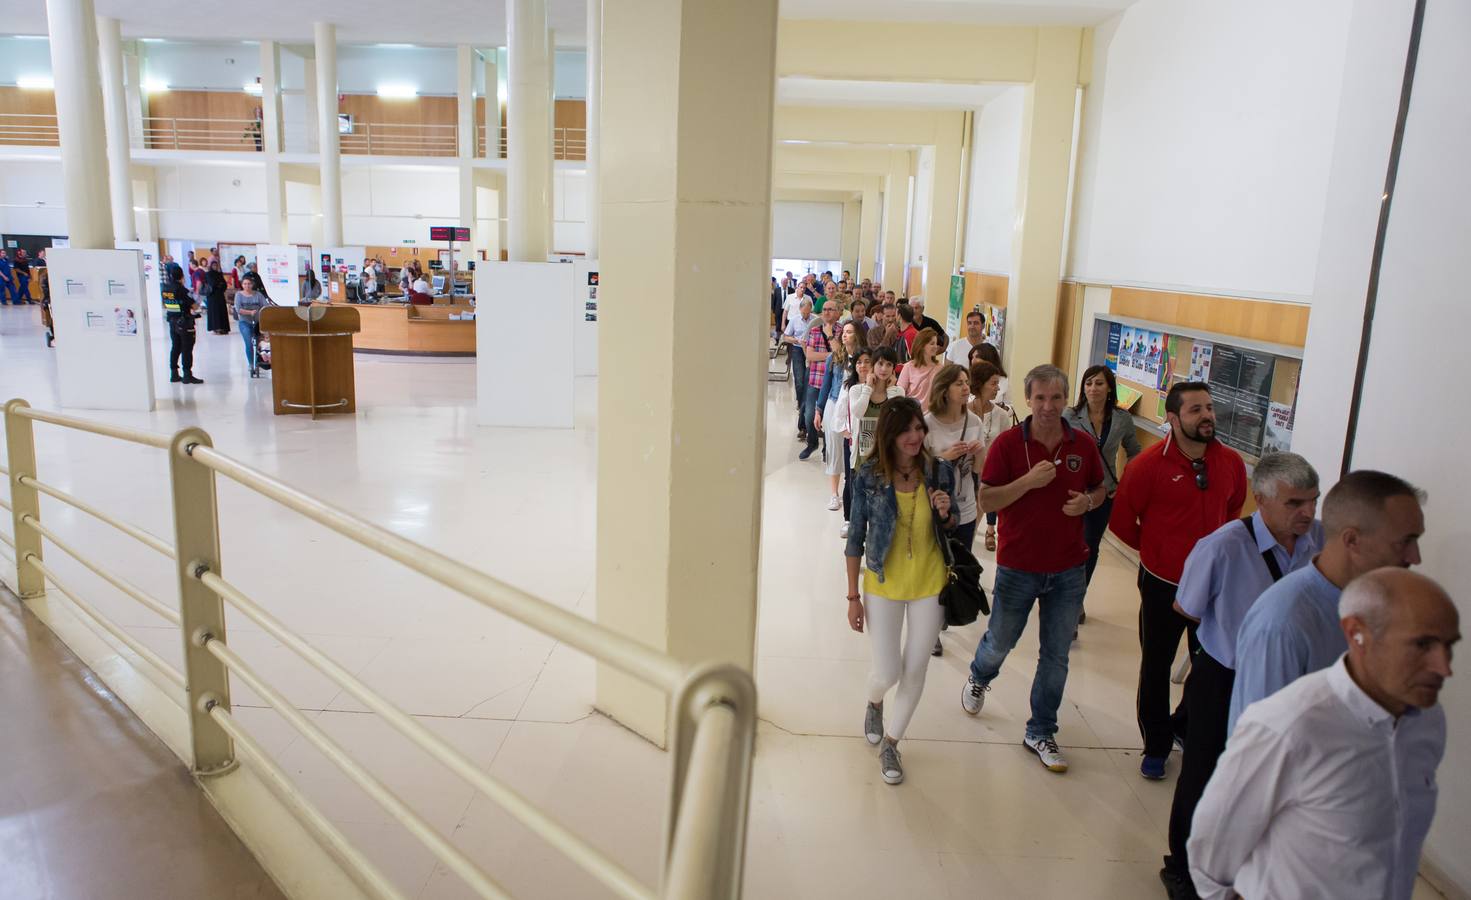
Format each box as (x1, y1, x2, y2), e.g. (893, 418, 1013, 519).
(0, 275, 13, 304)
(787, 346, 808, 413)
(969, 563, 1087, 740)
(800, 381, 822, 451)
(239, 319, 258, 367)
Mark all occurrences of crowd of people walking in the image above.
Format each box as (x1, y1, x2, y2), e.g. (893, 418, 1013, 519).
(774, 269, 1458, 900)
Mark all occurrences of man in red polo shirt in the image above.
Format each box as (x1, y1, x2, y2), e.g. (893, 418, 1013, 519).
(1108, 381, 1247, 781)
(960, 364, 1105, 773)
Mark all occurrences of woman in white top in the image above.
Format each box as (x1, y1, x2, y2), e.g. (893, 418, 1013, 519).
(968, 341, 1011, 410)
(967, 360, 1014, 553)
(923, 364, 983, 549)
(837, 345, 903, 474)
(831, 344, 875, 539)
(815, 321, 860, 511)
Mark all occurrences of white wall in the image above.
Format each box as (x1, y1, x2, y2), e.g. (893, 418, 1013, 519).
(962, 86, 1022, 275)
(771, 201, 843, 261)
(0, 36, 55, 84)
(141, 40, 262, 92)
(1067, 0, 1352, 299)
(1294, 0, 1471, 890)
(0, 160, 67, 235)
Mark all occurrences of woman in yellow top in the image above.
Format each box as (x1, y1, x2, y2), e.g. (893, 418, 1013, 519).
(844, 397, 957, 785)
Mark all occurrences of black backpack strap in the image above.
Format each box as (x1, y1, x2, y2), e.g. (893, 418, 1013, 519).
(1240, 516, 1285, 583)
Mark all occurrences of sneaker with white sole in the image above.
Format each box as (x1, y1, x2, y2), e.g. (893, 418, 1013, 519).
(839, 523, 849, 539)
(960, 677, 990, 715)
(878, 741, 903, 785)
(827, 495, 841, 511)
(1023, 734, 1069, 772)
(864, 703, 883, 746)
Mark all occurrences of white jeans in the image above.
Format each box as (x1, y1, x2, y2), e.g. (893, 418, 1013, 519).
(864, 593, 944, 741)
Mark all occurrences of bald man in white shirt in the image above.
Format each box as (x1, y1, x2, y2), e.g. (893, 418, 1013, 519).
(1188, 568, 1459, 900)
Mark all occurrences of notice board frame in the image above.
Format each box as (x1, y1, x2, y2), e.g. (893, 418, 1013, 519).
(1087, 313, 1305, 463)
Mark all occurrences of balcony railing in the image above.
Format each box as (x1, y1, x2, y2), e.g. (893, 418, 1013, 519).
(340, 121, 459, 157)
(143, 116, 260, 151)
(0, 113, 587, 162)
(479, 125, 586, 161)
(0, 113, 61, 146)
(0, 398, 756, 900)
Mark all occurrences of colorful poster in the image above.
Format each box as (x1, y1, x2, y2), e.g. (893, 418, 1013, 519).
(114, 307, 138, 336)
(947, 275, 965, 337)
(1106, 323, 1121, 372)
(1189, 342, 1213, 381)
(1143, 330, 1165, 386)
(1263, 401, 1295, 454)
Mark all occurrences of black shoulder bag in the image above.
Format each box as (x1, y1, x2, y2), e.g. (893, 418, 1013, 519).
(930, 454, 989, 626)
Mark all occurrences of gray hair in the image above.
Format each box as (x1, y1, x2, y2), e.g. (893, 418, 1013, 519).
(909, 297, 924, 307)
(798, 297, 812, 310)
(1339, 569, 1397, 637)
(1323, 470, 1426, 537)
(1023, 364, 1069, 400)
(1251, 452, 1319, 499)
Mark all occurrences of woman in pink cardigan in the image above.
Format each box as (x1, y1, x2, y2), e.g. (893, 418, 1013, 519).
(897, 327, 944, 411)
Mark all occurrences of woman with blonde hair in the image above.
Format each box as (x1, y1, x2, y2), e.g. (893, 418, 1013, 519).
(897, 327, 944, 411)
(845, 397, 957, 785)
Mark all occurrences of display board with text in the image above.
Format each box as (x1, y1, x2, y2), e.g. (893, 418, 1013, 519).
(48, 248, 156, 411)
(1091, 314, 1302, 459)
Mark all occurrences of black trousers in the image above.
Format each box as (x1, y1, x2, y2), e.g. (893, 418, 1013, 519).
(168, 318, 195, 376)
(1082, 496, 1114, 588)
(1136, 567, 1196, 757)
(840, 439, 854, 520)
(1165, 648, 1235, 880)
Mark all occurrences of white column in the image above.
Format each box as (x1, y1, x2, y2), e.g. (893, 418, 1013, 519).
(46, 0, 113, 249)
(302, 48, 319, 153)
(858, 185, 880, 280)
(123, 42, 143, 146)
(483, 54, 500, 159)
(584, 0, 601, 258)
(314, 23, 343, 247)
(96, 16, 136, 241)
(507, 0, 553, 261)
(258, 40, 283, 153)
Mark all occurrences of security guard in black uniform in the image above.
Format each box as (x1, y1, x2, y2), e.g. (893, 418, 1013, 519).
(162, 262, 204, 384)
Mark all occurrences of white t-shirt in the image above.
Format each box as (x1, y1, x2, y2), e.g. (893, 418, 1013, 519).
(945, 336, 978, 367)
(924, 409, 983, 525)
(782, 293, 808, 324)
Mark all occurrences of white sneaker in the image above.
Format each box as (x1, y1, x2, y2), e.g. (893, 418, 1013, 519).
(840, 523, 849, 539)
(960, 677, 989, 715)
(1023, 734, 1069, 773)
(827, 495, 840, 511)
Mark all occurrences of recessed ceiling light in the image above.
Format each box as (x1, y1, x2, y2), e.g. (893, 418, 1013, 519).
(14, 35, 48, 41)
(377, 43, 414, 49)
(17, 75, 53, 90)
(142, 79, 169, 93)
(139, 38, 164, 43)
(376, 83, 417, 98)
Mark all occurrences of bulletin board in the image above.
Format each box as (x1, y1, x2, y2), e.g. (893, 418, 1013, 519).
(1089, 314, 1303, 461)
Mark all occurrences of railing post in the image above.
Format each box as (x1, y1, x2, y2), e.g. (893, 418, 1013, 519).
(171, 118, 179, 151)
(662, 662, 757, 900)
(168, 427, 237, 776)
(3, 400, 44, 598)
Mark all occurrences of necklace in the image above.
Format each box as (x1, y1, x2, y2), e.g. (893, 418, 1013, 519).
(895, 468, 923, 558)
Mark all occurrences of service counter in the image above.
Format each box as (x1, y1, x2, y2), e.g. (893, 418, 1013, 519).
(329, 300, 476, 356)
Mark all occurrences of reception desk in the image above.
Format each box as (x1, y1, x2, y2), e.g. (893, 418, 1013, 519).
(330, 301, 476, 356)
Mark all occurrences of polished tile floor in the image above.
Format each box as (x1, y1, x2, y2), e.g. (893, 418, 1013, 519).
(0, 306, 1445, 899)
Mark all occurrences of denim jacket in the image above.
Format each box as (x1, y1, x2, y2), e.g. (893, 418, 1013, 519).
(818, 353, 847, 407)
(845, 456, 957, 582)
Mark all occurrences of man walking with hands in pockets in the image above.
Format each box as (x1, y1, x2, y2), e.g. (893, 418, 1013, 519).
(960, 365, 1106, 772)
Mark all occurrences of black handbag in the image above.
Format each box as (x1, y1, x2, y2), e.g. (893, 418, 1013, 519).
(929, 457, 988, 626)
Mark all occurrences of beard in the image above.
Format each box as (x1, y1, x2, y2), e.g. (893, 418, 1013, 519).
(1184, 420, 1217, 443)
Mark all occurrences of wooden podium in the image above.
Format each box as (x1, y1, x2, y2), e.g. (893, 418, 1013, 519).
(259, 306, 361, 417)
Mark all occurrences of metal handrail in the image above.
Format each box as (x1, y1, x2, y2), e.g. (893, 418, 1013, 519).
(202, 634, 512, 899)
(20, 550, 186, 691)
(20, 475, 175, 559)
(2, 398, 756, 900)
(187, 443, 684, 692)
(0, 113, 61, 146)
(209, 705, 409, 900)
(197, 566, 653, 900)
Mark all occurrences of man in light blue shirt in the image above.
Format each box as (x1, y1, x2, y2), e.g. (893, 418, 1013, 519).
(1229, 470, 1426, 733)
(1161, 453, 1323, 900)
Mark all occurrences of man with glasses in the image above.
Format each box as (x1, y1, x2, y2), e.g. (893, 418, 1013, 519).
(1158, 451, 1323, 900)
(1109, 382, 1248, 782)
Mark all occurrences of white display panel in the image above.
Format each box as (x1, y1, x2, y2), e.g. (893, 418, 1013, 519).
(256, 243, 300, 306)
(476, 262, 575, 428)
(573, 258, 598, 376)
(115, 240, 163, 311)
(771, 201, 843, 260)
(48, 248, 155, 412)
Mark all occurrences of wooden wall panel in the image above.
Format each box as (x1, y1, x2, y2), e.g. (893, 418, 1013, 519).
(1053, 281, 1084, 376)
(963, 272, 1009, 308)
(0, 87, 59, 146)
(905, 267, 924, 297)
(145, 90, 260, 150)
(1109, 286, 1310, 347)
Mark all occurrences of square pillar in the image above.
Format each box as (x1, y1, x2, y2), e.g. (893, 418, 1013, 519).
(301, 47, 319, 153)
(259, 40, 283, 154)
(882, 150, 911, 288)
(596, 0, 779, 744)
(483, 55, 500, 158)
(858, 186, 880, 280)
(1004, 27, 1082, 375)
(923, 113, 966, 298)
